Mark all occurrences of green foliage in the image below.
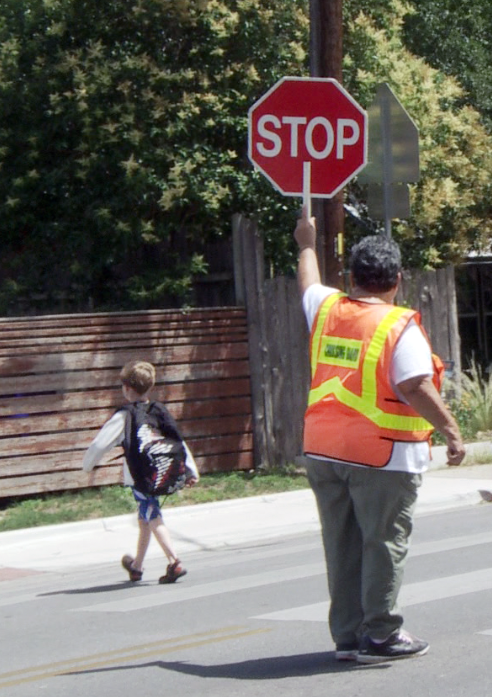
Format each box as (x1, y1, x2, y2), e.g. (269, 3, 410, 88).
(342, 1, 492, 267)
(433, 394, 477, 445)
(2, 0, 492, 313)
(460, 359, 492, 433)
(403, 1, 492, 128)
(433, 360, 492, 445)
(0, 0, 309, 312)
(0, 486, 136, 531)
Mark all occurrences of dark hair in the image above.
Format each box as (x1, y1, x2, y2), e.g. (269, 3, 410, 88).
(349, 235, 402, 293)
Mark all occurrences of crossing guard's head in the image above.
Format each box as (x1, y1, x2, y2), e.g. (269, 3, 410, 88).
(349, 235, 402, 293)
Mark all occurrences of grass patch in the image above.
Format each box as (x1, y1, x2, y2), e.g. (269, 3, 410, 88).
(463, 444, 492, 466)
(0, 467, 309, 533)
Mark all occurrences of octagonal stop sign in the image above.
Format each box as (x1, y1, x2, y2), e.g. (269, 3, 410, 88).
(248, 77, 367, 198)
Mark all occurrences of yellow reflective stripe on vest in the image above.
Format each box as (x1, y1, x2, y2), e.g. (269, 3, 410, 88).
(362, 306, 408, 402)
(308, 303, 432, 432)
(310, 292, 346, 378)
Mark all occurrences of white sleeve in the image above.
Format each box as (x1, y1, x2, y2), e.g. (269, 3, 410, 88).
(82, 411, 126, 472)
(391, 320, 433, 388)
(302, 284, 339, 330)
(183, 441, 199, 480)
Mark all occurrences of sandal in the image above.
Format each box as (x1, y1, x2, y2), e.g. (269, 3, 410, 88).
(158, 559, 187, 584)
(121, 554, 143, 582)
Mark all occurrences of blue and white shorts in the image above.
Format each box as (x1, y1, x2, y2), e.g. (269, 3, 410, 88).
(132, 488, 162, 522)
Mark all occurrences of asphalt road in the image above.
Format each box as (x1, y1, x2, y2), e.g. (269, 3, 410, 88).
(2, 505, 492, 696)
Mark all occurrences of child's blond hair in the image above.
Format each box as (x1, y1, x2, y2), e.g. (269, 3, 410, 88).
(120, 361, 156, 395)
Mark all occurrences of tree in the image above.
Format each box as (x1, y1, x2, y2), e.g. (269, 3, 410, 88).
(0, 0, 309, 312)
(2, 0, 492, 315)
(342, 0, 492, 266)
(402, 0, 492, 128)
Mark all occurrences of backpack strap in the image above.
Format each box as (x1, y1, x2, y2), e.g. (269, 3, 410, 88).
(118, 403, 149, 492)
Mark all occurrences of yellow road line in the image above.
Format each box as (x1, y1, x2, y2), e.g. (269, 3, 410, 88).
(1, 625, 244, 678)
(0, 626, 271, 690)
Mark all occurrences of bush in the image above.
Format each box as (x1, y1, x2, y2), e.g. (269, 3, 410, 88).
(460, 358, 492, 434)
(434, 360, 492, 444)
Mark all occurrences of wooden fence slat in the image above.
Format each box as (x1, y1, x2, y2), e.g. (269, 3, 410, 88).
(0, 450, 254, 497)
(0, 396, 253, 437)
(0, 469, 123, 498)
(264, 278, 285, 464)
(0, 359, 251, 394)
(0, 330, 249, 355)
(446, 265, 462, 382)
(0, 307, 246, 328)
(0, 408, 252, 443)
(0, 319, 247, 342)
(0, 431, 254, 475)
(0, 341, 249, 376)
(0, 378, 252, 417)
(0, 414, 253, 458)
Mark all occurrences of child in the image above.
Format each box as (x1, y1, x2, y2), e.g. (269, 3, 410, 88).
(82, 360, 199, 584)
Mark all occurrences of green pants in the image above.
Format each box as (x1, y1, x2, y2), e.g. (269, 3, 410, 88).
(305, 457, 422, 644)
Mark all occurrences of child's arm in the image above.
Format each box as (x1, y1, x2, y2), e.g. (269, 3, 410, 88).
(82, 411, 126, 472)
(182, 440, 199, 485)
(154, 403, 199, 484)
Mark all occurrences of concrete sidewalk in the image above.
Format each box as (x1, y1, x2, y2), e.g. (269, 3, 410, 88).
(1, 458, 492, 575)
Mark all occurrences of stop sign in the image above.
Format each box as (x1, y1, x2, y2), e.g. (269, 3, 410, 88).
(248, 77, 367, 198)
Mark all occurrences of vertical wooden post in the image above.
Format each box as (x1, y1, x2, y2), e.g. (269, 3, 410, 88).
(232, 215, 245, 306)
(232, 214, 276, 468)
(310, 0, 345, 287)
(446, 266, 461, 385)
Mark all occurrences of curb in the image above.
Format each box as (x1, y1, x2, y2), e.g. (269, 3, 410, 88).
(1, 450, 492, 559)
(0, 490, 316, 547)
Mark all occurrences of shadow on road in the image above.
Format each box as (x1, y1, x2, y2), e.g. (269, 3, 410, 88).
(64, 652, 389, 679)
(38, 581, 151, 596)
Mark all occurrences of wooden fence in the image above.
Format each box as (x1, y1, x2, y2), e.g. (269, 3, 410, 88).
(235, 216, 462, 469)
(399, 265, 461, 379)
(0, 215, 462, 498)
(0, 308, 253, 498)
(234, 215, 310, 469)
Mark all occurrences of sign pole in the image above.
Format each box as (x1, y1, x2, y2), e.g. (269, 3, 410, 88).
(381, 87, 393, 237)
(303, 161, 312, 219)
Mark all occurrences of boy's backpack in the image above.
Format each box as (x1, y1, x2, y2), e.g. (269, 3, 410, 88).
(120, 401, 187, 496)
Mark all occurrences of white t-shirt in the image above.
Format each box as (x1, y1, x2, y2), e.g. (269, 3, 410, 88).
(303, 284, 434, 473)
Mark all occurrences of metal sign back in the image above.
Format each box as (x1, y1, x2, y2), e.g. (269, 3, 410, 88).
(359, 83, 419, 185)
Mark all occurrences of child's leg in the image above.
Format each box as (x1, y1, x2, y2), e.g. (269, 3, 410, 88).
(133, 518, 151, 571)
(149, 515, 178, 564)
(151, 514, 188, 584)
(128, 489, 160, 573)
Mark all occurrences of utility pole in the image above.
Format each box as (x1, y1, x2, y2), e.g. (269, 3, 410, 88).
(310, 0, 344, 286)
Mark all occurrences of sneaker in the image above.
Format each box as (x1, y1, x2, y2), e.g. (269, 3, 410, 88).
(121, 554, 143, 582)
(357, 630, 429, 664)
(335, 642, 359, 661)
(158, 559, 187, 584)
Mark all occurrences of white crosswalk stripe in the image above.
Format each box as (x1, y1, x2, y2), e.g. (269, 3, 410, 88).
(73, 563, 325, 613)
(253, 567, 492, 622)
(3, 530, 492, 618)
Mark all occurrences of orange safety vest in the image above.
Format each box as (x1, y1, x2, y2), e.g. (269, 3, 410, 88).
(304, 292, 443, 468)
